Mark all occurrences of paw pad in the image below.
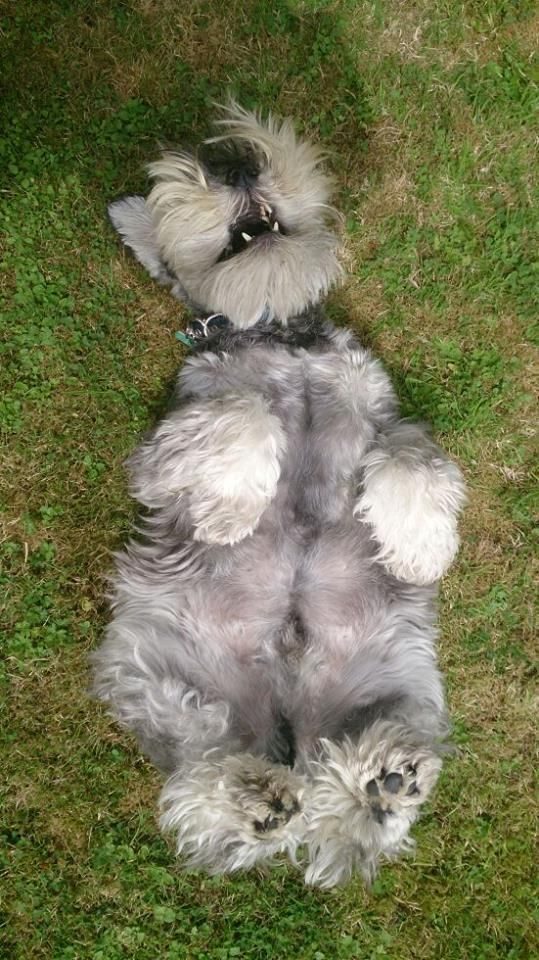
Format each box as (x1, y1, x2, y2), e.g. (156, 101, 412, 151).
(383, 772, 403, 794)
(366, 765, 421, 823)
(252, 792, 300, 834)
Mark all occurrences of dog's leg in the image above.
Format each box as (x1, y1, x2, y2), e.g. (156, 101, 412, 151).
(91, 623, 234, 773)
(355, 421, 466, 584)
(159, 753, 305, 872)
(303, 720, 442, 887)
(93, 628, 306, 873)
(128, 392, 286, 545)
(310, 340, 465, 583)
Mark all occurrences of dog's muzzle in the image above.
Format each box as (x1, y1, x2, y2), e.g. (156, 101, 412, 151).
(218, 202, 287, 263)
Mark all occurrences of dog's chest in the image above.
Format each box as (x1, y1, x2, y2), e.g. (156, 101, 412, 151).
(183, 341, 373, 523)
(258, 347, 373, 521)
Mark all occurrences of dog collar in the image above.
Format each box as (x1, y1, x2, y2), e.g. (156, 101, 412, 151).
(176, 312, 229, 348)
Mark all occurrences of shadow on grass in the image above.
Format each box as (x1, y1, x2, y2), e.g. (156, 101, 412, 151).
(1, 0, 372, 190)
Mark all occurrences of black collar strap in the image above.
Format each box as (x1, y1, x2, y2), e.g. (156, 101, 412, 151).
(176, 306, 324, 352)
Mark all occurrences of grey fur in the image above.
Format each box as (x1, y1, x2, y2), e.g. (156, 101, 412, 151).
(93, 104, 465, 886)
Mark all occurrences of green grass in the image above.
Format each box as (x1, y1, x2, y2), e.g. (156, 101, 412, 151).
(1, 1, 537, 957)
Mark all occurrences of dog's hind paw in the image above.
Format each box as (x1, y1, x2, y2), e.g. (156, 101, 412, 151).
(364, 753, 439, 825)
(240, 769, 301, 837)
(303, 722, 443, 887)
(159, 753, 305, 873)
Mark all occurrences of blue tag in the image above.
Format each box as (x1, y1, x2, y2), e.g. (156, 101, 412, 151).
(175, 331, 195, 347)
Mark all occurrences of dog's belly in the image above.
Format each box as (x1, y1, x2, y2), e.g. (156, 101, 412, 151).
(201, 506, 392, 661)
(111, 341, 438, 744)
(294, 521, 391, 637)
(178, 338, 397, 672)
(189, 507, 426, 756)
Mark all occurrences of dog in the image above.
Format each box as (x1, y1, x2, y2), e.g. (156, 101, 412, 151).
(92, 104, 466, 887)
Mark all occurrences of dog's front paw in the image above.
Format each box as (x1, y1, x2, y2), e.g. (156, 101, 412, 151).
(190, 499, 272, 546)
(373, 503, 460, 584)
(182, 393, 286, 546)
(128, 392, 286, 545)
(356, 438, 465, 584)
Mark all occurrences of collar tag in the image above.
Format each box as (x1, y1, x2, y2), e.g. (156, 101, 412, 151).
(175, 330, 196, 347)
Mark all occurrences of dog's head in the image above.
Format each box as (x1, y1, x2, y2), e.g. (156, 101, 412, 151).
(110, 104, 342, 328)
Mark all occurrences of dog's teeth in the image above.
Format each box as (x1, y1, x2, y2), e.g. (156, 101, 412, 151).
(273, 221, 279, 232)
(241, 232, 253, 242)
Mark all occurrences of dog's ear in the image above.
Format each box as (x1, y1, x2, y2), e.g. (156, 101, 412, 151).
(108, 195, 172, 284)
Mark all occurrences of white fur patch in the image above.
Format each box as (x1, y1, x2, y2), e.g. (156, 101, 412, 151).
(356, 422, 466, 584)
(130, 393, 286, 545)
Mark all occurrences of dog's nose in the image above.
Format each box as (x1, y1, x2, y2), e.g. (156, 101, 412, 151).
(228, 166, 257, 189)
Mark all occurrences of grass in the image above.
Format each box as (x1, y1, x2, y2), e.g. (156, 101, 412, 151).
(1, 1, 537, 957)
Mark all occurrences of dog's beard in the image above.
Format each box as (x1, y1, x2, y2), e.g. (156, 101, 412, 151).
(110, 103, 343, 328)
(179, 228, 341, 330)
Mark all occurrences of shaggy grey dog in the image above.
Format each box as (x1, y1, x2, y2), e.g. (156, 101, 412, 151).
(92, 104, 466, 887)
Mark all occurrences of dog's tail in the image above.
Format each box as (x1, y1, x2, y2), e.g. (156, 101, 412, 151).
(108, 195, 188, 301)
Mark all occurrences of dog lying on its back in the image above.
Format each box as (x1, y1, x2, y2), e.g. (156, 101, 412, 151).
(92, 104, 465, 887)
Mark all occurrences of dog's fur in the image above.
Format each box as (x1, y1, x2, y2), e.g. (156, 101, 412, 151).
(92, 104, 466, 887)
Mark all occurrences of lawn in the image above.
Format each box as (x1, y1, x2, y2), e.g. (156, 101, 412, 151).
(1, 1, 537, 958)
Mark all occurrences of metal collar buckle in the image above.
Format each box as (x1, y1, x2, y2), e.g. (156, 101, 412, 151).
(186, 313, 229, 340)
